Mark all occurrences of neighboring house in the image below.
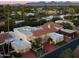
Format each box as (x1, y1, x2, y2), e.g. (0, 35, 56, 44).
(0, 32, 13, 54)
(59, 29, 76, 39)
(14, 22, 63, 43)
(9, 32, 31, 53)
(37, 7, 43, 11)
(0, 32, 12, 45)
(46, 10, 60, 15)
(11, 11, 16, 16)
(15, 20, 24, 24)
(48, 32, 64, 44)
(55, 20, 75, 27)
(42, 15, 53, 21)
(26, 13, 35, 16)
(17, 11, 22, 15)
(14, 26, 38, 41)
(0, 21, 5, 27)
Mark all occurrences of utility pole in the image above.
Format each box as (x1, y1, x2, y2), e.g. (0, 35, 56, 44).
(7, 12, 10, 56)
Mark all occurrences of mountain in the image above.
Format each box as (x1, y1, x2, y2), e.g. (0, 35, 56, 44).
(25, 1, 79, 6)
(1, 1, 79, 6)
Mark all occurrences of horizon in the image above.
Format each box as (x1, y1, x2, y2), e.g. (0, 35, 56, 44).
(0, 1, 79, 4)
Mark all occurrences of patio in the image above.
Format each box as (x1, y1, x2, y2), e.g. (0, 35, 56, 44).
(43, 42, 58, 52)
(22, 50, 37, 58)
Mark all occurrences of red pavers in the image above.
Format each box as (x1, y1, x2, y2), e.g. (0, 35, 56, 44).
(22, 42, 58, 58)
(43, 42, 58, 52)
(22, 50, 37, 58)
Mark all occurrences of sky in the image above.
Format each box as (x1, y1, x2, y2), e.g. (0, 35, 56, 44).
(0, 0, 79, 4)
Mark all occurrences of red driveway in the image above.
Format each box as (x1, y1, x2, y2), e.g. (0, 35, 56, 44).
(43, 42, 58, 52)
(22, 50, 37, 58)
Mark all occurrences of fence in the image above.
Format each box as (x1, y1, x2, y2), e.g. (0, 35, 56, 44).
(40, 38, 79, 58)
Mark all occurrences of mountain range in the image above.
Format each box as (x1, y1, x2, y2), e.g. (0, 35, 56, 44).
(1, 1, 79, 6)
(24, 1, 79, 6)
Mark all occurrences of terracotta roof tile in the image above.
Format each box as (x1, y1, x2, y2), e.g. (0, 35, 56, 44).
(0, 33, 12, 43)
(32, 22, 63, 37)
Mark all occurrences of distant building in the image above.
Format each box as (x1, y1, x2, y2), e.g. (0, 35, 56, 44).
(55, 20, 75, 27)
(11, 11, 16, 16)
(17, 11, 22, 15)
(0, 21, 5, 27)
(15, 20, 24, 24)
(42, 16, 53, 21)
(46, 10, 60, 15)
(26, 13, 35, 16)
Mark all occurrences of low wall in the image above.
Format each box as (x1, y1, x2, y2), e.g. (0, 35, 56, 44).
(40, 38, 79, 58)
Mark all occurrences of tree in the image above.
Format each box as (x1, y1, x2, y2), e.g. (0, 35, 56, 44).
(62, 23, 73, 30)
(52, 17, 62, 22)
(5, 19, 16, 31)
(60, 49, 74, 58)
(72, 20, 79, 26)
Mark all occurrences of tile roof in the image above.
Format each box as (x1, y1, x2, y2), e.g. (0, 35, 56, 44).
(0, 33, 12, 43)
(32, 22, 63, 37)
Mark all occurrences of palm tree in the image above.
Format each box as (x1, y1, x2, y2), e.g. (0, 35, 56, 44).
(3, 4, 12, 57)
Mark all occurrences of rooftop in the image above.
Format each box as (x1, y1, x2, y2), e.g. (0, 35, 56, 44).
(60, 29, 75, 33)
(0, 33, 12, 44)
(48, 32, 64, 39)
(33, 22, 63, 37)
(14, 22, 63, 37)
(14, 26, 39, 36)
(9, 32, 31, 53)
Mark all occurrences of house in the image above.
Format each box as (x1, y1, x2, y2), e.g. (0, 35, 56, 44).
(59, 29, 76, 39)
(26, 13, 35, 16)
(47, 10, 57, 15)
(47, 32, 64, 44)
(42, 16, 53, 21)
(55, 20, 75, 27)
(0, 21, 5, 27)
(15, 20, 24, 24)
(17, 11, 22, 15)
(9, 32, 32, 53)
(11, 11, 16, 16)
(14, 26, 39, 41)
(0, 32, 12, 45)
(14, 22, 63, 43)
(46, 10, 60, 15)
(0, 32, 13, 55)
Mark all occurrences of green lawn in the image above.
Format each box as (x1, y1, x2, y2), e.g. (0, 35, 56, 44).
(55, 41, 67, 46)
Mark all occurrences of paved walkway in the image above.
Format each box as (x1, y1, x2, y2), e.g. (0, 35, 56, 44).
(43, 42, 58, 52)
(22, 50, 37, 58)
